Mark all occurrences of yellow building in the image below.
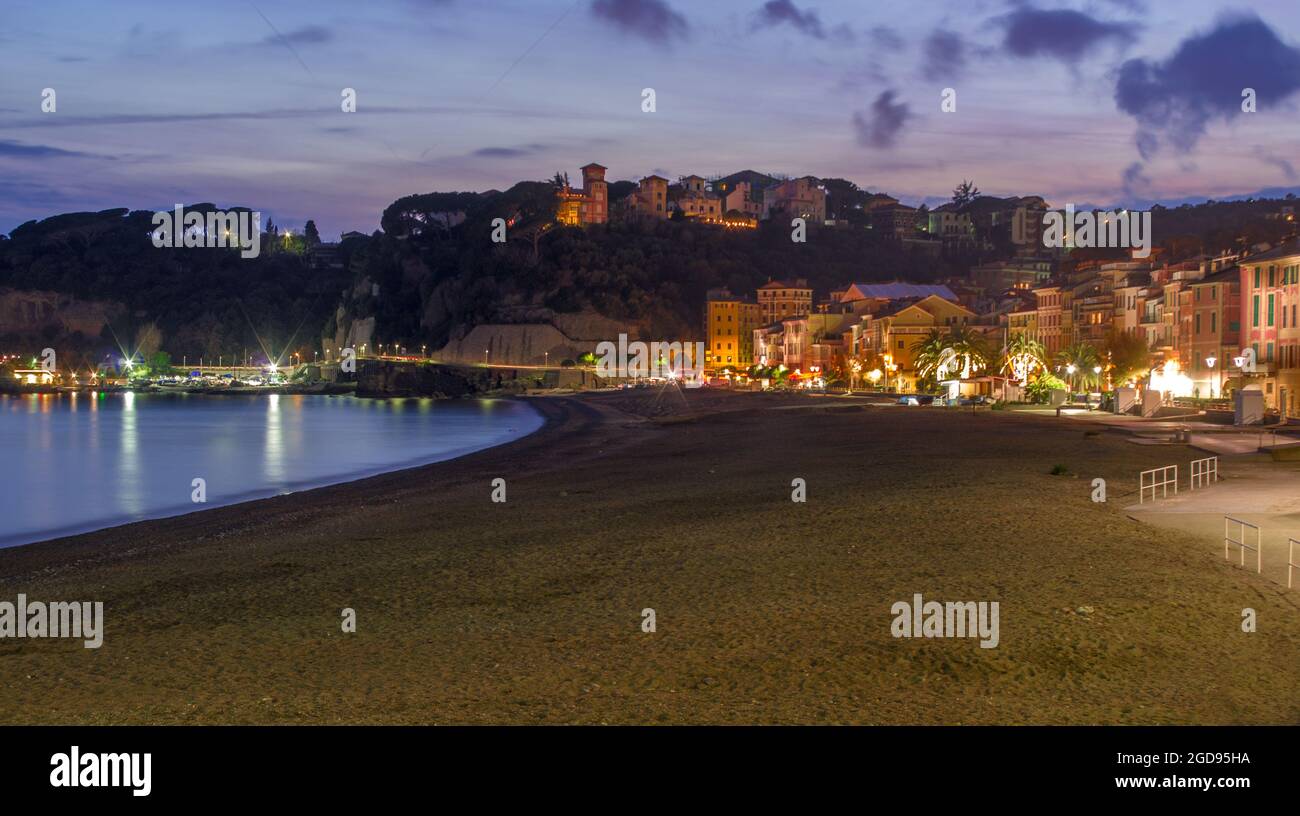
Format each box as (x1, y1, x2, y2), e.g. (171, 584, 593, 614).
(555, 163, 609, 226)
(706, 289, 760, 370)
(859, 295, 977, 389)
(757, 278, 812, 325)
(630, 175, 670, 219)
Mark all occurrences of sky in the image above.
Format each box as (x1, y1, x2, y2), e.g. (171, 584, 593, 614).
(2, 0, 1299, 238)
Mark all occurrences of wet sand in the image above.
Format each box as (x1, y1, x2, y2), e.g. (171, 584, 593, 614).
(1, 389, 1297, 724)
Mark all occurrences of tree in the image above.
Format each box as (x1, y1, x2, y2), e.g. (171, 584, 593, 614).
(1056, 342, 1102, 390)
(1000, 333, 1047, 383)
(915, 326, 992, 385)
(303, 219, 321, 248)
(1104, 329, 1152, 386)
(952, 180, 980, 208)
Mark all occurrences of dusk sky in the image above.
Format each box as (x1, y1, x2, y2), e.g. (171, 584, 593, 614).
(3, 0, 1299, 238)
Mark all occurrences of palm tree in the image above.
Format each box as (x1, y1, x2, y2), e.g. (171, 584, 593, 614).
(1056, 342, 1102, 390)
(916, 327, 991, 382)
(1000, 333, 1047, 383)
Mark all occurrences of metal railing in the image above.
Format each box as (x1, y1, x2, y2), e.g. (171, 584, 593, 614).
(1224, 516, 1261, 574)
(1289, 538, 1298, 590)
(1139, 465, 1178, 504)
(1190, 456, 1219, 490)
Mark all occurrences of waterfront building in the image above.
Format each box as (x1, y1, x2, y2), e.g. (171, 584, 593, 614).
(705, 288, 761, 370)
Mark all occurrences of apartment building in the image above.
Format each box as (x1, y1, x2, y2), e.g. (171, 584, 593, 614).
(705, 288, 760, 370)
(757, 278, 813, 325)
(1240, 243, 1300, 412)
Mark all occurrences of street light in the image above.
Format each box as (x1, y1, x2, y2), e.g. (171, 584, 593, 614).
(1206, 355, 1218, 398)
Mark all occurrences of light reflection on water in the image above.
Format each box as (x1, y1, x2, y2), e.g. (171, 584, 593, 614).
(0, 393, 543, 548)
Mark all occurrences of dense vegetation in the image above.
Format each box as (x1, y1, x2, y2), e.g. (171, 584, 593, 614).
(2, 185, 1296, 363)
(0, 207, 354, 366)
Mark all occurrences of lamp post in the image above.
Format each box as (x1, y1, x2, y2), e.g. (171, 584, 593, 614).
(1206, 355, 1217, 399)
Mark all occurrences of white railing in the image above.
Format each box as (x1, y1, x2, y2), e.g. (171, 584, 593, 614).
(1289, 538, 1298, 590)
(1139, 465, 1178, 504)
(1190, 456, 1219, 490)
(1224, 516, 1261, 574)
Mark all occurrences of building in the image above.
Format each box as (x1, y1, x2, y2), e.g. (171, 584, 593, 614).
(556, 163, 608, 225)
(718, 180, 764, 220)
(762, 176, 826, 222)
(852, 294, 978, 389)
(674, 175, 722, 219)
(969, 259, 1054, 292)
(926, 203, 975, 247)
(1239, 243, 1300, 412)
(705, 289, 760, 371)
(757, 279, 813, 325)
(1032, 285, 1072, 357)
(870, 204, 918, 238)
(629, 175, 670, 220)
(1183, 267, 1241, 398)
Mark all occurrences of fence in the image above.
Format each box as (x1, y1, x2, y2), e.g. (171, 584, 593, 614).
(1224, 516, 1261, 574)
(1190, 456, 1219, 490)
(1289, 538, 1299, 590)
(1139, 465, 1178, 504)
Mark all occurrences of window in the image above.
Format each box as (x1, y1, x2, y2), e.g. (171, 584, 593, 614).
(1211, 313, 1217, 333)
(1267, 342, 1274, 362)
(1255, 267, 1261, 288)
(1195, 314, 1201, 333)
(1269, 294, 1275, 326)
(1254, 295, 1260, 326)
(1269, 266, 1276, 287)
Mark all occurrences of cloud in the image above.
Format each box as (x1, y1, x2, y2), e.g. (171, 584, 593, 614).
(1121, 161, 1151, 197)
(590, 0, 687, 44)
(472, 144, 546, 158)
(922, 29, 966, 81)
(997, 6, 1136, 63)
(0, 140, 95, 159)
(261, 25, 333, 46)
(869, 25, 905, 53)
(752, 1, 825, 39)
(1115, 14, 1300, 156)
(1254, 148, 1299, 182)
(852, 90, 910, 149)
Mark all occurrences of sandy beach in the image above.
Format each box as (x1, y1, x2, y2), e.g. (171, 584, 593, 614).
(1, 389, 1297, 724)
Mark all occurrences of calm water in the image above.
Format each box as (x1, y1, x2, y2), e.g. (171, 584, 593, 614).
(0, 393, 543, 547)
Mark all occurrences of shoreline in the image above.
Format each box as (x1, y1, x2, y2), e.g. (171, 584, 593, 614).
(0, 395, 551, 551)
(0, 394, 578, 568)
(2, 389, 1297, 725)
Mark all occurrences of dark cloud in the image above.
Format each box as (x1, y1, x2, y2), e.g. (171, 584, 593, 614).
(852, 90, 910, 149)
(472, 144, 546, 158)
(922, 29, 966, 81)
(753, 1, 824, 39)
(1121, 161, 1151, 197)
(0, 140, 94, 159)
(869, 25, 904, 53)
(590, 0, 687, 45)
(1115, 14, 1300, 157)
(998, 7, 1136, 63)
(1254, 148, 1299, 182)
(261, 25, 333, 46)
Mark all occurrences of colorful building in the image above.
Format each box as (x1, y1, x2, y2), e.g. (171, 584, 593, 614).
(1239, 243, 1300, 412)
(629, 175, 670, 219)
(757, 279, 813, 325)
(556, 163, 608, 226)
(705, 289, 760, 371)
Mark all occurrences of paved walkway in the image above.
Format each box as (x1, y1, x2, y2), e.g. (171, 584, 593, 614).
(1125, 456, 1300, 591)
